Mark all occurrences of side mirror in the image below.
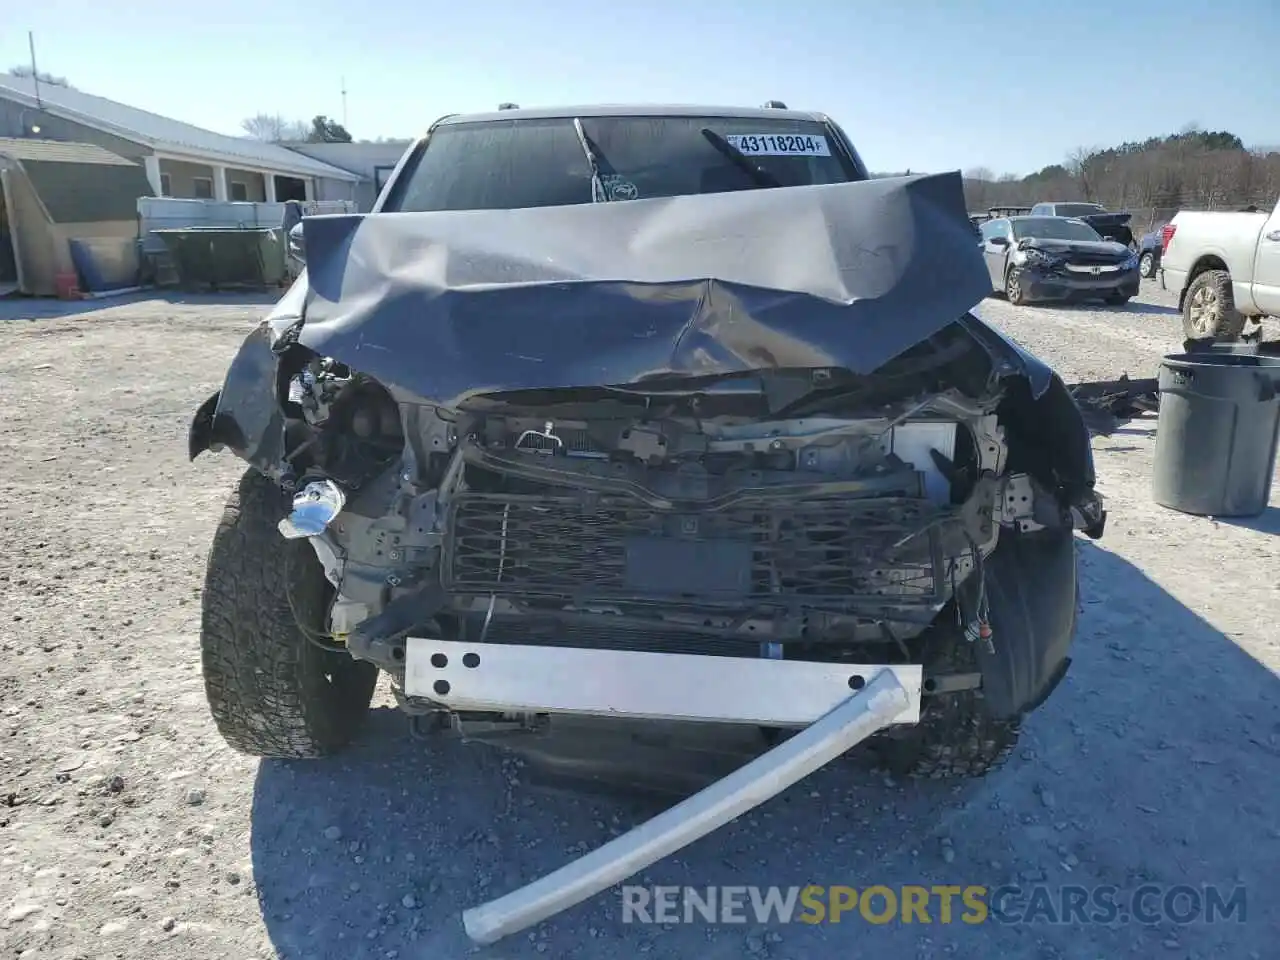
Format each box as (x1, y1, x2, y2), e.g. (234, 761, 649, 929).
(987, 236, 1009, 247)
(287, 222, 306, 264)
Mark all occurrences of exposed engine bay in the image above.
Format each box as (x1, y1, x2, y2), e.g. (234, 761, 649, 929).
(259, 329, 1079, 728)
(188, 171, 1105, 760)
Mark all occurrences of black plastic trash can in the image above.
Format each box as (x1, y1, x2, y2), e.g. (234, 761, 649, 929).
(1152, 353, 1280, 517)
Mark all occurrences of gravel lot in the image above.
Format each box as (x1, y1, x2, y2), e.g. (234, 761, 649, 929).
(1, 282, 1277, 960)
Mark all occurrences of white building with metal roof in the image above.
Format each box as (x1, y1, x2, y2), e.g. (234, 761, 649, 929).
(0, 73, 361, 204)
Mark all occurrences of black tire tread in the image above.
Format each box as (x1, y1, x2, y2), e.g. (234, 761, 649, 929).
(873, 628, 1021, 779)
(200, 469, 377, 759)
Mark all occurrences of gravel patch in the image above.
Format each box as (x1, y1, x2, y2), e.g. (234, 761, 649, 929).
(1, 283, 1276, 959)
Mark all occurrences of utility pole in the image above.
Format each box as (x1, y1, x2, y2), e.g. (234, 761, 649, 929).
(28, 31, 43, 107)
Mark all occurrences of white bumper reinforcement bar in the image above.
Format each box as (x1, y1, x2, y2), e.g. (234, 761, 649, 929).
(403, 637, 922, 726)
(458, 668, 912, 944)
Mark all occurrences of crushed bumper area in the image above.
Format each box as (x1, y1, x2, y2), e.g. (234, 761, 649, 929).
(461, 668, 912, 944)
(403, 638, 922, 726)
(1021, 268, 1140, 302)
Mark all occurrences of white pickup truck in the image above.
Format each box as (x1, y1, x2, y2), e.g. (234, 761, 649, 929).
(1159, 196, 1280, 340)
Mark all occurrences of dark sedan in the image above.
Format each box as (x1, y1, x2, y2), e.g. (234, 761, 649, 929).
(979, 215, 1141, 306)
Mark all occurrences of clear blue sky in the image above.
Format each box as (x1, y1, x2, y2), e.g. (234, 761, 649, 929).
(6, 0, 1278, 176)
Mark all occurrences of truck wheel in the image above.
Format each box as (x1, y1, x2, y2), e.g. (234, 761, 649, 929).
(1139, 251, 1156, 278)
(201, 469, 378, 759)
(1182, 269, 1245, 341)
(871, 625, 1020, 779)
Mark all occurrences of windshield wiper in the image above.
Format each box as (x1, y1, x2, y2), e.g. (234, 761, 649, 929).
(700, 128, 782, 189)
(573, 117, 608, 203)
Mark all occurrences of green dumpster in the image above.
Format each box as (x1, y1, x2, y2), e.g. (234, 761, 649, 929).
(151, 227, 286, 290)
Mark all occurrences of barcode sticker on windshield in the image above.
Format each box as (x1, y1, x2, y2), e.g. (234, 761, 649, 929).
(724, 134, 831, 157)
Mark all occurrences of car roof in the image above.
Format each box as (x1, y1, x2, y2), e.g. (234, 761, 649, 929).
(433, 104, 831, 126)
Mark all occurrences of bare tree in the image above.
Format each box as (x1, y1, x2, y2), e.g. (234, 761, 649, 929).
(962, 168, 995, 209)
(240, 113, 310, 142)
(965, 129, 1280, 221)
(1066, 146, 1098, 200)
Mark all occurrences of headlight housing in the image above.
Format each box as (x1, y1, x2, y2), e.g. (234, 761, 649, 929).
(1121, 253, 1139, 270)
(1021, 248, 1063, 269)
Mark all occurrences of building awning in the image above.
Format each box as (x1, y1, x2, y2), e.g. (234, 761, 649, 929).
(22, 160, 152, 222)
(0, 137, 139, 166)
(0, 138, 152, 223)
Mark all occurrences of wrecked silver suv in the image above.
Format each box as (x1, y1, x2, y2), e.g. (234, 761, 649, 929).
(191, 105, 1105, 794)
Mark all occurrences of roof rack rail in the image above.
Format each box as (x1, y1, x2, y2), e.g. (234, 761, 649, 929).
(497, 102, 519, 110)
(762, 100, 788, 109)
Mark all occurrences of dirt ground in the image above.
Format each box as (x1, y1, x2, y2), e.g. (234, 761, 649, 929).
(1, 283, 1277, 960)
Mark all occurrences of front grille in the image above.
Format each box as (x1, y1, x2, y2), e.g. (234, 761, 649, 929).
(1063, 262, 1121, 274)
(442, 491, 945, 612)
(1064, 252, 1126, 268)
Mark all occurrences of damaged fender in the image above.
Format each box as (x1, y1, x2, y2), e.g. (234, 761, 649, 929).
(974, 524, 1079, 718)
(188, 281, 311, 479)
(186, 323, 290, 479)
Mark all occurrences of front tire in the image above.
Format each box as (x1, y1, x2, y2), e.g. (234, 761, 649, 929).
(871, 625, 1021, 779)
(1139, 251, 1157, 278)
(1105, 292, 1131, 306)
(201, 469, 378, 759)
(1005, 266, 1028, 306)
(1182, 268, 1245, 341)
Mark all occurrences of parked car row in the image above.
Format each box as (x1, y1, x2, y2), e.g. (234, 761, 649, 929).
(978, 213, 1141, 306)
(970, 201, 1137, 248)
(972, 192, 1280, 334)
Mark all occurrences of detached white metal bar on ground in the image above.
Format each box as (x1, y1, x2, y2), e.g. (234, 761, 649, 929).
(461, 669, 912, 944)
(404, 637, 922, 726)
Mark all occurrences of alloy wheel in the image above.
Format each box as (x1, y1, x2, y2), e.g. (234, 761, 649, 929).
(1188, 283, 1219, 336)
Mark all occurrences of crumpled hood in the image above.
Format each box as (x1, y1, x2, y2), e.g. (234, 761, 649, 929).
(1018, 237, 1131, 259)
(287, 172, 995, 407)
(1076, 211, 1132, 228)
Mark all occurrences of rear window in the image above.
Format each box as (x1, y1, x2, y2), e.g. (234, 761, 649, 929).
(387, 115, 863, 212)
(1011, 217, 1102, 242)
(1051, 203, 1106, 217)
